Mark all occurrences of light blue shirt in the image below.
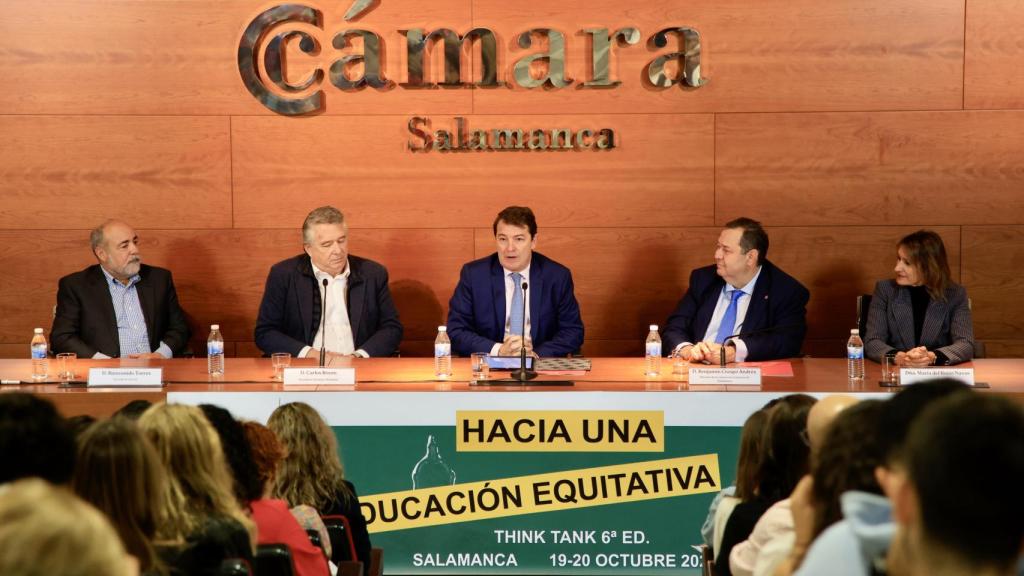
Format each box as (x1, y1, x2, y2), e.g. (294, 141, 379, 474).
(94, 267, 172, 359)
(674, 266, 762, 362)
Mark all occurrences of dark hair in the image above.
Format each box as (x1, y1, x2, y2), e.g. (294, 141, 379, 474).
(904, 393, 1024, 570)
(734, 409, 770, 501)
(724, 217, 769, 265)
(493, 206, 537, 237)
(878, 379, 969, 464)
(758, 394, 816, 502)
(73, 417, 167, 574)
(897, 230, 952, 301)
(810, 400, 885, 537)
(199, 404, 262, 504)
(67, 414, 97, 441)
(242, 421, 286, 493)
(114, 399, 153, 421)
(0, 392, 75, 484)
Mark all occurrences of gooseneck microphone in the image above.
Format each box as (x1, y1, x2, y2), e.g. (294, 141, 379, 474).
(515, 281, 538, 382)
(319, 278, 329, 367)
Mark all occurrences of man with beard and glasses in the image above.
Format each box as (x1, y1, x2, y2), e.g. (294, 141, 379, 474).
(51, 220, 190, 359)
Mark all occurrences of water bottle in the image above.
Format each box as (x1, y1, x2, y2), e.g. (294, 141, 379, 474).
(207, 324, 224, 376)
(645, 324, 662, 376)
(434, 326, 451, 378)
(30, 328, 49, 381)
(847, 328, 865, 381)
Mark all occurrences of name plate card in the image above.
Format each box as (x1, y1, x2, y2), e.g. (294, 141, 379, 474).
(88, 368, 163, 387)
(899, 367, 975, 387)
(689, 367, 762, 386)
(283, 367, 355, 386)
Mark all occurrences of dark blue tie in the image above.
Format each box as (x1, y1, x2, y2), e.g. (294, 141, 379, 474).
(715, 290, 744, 344)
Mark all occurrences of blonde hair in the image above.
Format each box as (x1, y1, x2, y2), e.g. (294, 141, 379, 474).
(0, 478, 132, 576)
(73, 417, 168, 574)
(138, 403, 256, 548)
(268, 402, 353, 510)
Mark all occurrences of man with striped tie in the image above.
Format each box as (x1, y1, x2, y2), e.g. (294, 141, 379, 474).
(447, 206, 584, 358)
(663, 217, 809, 363)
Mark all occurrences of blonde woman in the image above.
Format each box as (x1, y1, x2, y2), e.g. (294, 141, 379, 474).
(138, 403, 256, 570)
(269, 402, 371, 568)
(0, 478, 138, 576)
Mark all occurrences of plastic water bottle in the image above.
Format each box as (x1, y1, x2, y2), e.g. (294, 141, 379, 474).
(30, 328, 49, 381)
(847, 328, 865, 381)
(207, 324, 224, 376)
(434, 326, 451, 378)
(645, 324, 662, 376)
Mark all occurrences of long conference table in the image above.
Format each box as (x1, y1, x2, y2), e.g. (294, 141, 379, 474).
(3, 357, 1021, 576)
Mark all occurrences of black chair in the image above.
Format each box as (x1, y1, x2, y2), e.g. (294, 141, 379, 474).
(857, 294, 985, 359)
(306, 528, 324, 554)
(218, 558, 253, 576)
(322, 515, 357, 564)
(255, 544, 295, 576)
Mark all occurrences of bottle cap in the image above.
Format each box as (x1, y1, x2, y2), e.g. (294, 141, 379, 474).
(649, 324, 659, 331)
(438, 326, 447, 332)
(850, 329, 859, 335)
(211, 324, 220, 330)
(33, 328, 43, 334)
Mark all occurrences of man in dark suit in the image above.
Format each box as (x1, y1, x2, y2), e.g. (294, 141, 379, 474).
(447, 206, 583, 358)
(663, 217, 808, 363)
(51, 220, 191, 358)
(254, 206, 402, 359)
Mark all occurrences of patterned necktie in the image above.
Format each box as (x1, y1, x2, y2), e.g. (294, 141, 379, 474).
(715, 290, 744, 343)
(509, 272, 524, 336)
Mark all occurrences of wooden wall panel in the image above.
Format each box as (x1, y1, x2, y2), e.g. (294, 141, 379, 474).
(965, 0, 1024, 109)
(962, 226, 1024, 342)
(716, 111, 1024, 226)
(471, 0, 964, 114)
(0, 0, 473, 116)
(231, 114, 715, 229)
(0, 116, 232, 229)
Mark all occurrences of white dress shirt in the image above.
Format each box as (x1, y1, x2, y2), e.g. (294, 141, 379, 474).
(489, 264, 532, 356)
(299, 261, 368, 358)
(675, 266, 763, 363)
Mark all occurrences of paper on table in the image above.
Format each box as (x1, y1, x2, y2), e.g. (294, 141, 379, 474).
(735, 361, 794, 377)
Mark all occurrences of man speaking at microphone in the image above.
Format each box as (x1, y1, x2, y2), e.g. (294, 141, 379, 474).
(255, 206, 403, 360)
(447, 206, 583, 358)
(663, 217, 808, 363)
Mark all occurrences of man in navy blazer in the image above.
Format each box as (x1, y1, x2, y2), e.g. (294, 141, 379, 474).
(663, 217, 808, 362)
(447, 206, 583, 358)
(255, 207, 402, 359)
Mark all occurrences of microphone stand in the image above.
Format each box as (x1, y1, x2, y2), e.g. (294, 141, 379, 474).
(319, 278, 328, 367)
(513, 281, 537, 382)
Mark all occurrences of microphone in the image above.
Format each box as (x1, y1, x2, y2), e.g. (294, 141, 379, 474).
(718, 322, 805, 367)
(515, 281, 537, 382)
(319, 278, 328, 367)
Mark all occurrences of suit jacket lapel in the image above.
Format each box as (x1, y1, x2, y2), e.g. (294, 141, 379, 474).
(695, 276, 723, 338)
(920, 297, 947, 347)
(742, 265, 771, 333)
(529, 258, 543, 343)
(297, 258, 315, 343)
(892, 287, 915, 349)
(491, 259, 506, 340)
(136, 270, 157, 349)
(88, 267, 120, 355)
(347, 263, 366, 343)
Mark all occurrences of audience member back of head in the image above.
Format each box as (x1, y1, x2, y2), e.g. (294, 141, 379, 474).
(0, 392, 75, 485)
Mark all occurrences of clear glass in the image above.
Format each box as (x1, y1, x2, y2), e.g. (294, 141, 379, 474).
(56, 352, 76, 380)
(882, 354, 900, 386)
(471, 352, 489, 381)
(271, 352, 291, 381)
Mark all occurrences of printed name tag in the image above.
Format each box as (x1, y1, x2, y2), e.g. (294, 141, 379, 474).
(689, 367, 762, 385)
(283, 367, 355, 386)
(88, 368, 163, 387)
(899, 367, 975, 387)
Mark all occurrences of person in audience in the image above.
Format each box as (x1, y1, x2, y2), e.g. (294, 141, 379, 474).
(730, 395, 860, 576)
(788, 380, 971, 576)
(717, 394, 816, 576)
(115, 399, 154, 421)
(269, 402, 372, 569)
(243, 420, 331, 576)
(0, 477, 139, 576)
(199, 404, 262, 507)
(864, 230, 974, 366)
(704, 407, 770, 555)
(446, 205, 584, 357)
(138, 403, 255, 573)
(73, 417, 171, 575)
(664, 217, 809, 363)
(51, 219, 190, 359)
(0, 392, 75, 485)
(255, 205, 403, 359)
(67, 413, 97, 440)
